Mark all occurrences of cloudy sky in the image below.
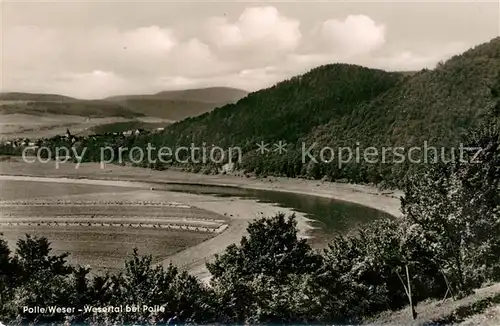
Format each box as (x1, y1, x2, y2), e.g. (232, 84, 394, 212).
(1, 0, 499, 99)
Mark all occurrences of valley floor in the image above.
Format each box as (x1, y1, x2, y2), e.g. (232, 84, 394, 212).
(0, 113, 172, 140)
(0, 158, 401, 280)
(0, 157, 402, 215)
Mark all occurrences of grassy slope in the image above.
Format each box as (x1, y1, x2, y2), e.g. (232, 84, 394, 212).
(458, 304, 500, 326)
(0, 88, 247, 139)
(0, 87, 249, 120)
(0, 98, 141, 118)
(368, 283, 500, 325)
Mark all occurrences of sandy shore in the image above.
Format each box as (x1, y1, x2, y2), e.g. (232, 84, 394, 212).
(1, 175, 308, 279)
(0, 159, 402, 216)
(0, 159, 401, 279)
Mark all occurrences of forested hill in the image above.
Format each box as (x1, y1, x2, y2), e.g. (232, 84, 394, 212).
(306, 37, 500, 149)
(145, 64, 405, 149)
(297, 37, 500, 185)
(140, 38, 500, 187)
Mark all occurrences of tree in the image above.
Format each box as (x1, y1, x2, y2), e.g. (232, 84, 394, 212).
(87, 249, 214, 325)
(401, 125, 500, 295)
(207, 213, 323, 323)
(318, 219, 446, 322)
(9, 235, 74, 323)
(0, 235, 17, 319)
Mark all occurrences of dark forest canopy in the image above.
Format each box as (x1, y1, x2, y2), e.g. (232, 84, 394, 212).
(121, 37, 500, 187)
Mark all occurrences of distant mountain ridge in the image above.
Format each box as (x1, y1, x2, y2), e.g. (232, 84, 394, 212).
(0, 95, 141, 118)
(105, 87, 248, 103)
(0, 92, 77, 102)
(0, 87, 248, 120)
(104, 87, 248, 120)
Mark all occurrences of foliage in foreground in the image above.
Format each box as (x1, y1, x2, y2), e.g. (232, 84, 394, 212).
(2, 122, 500, 325)
(0, 237, 214, 325)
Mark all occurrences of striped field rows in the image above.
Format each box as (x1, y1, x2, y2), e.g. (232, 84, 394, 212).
(0, 200, 229, 234)
(0, 199, 191, 208)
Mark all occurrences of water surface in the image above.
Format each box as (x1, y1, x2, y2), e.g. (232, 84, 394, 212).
(159, 183, 393, 246)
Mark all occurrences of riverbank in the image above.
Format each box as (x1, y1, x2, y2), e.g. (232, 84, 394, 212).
(0, 158, 402, 217)
(0, 158, 401, 279)
(0, 175, 309, 280)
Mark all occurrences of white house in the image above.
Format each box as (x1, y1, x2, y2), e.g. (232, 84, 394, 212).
(220, 162, 235, 173)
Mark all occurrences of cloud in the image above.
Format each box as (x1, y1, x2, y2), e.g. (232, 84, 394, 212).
(2, 25, 179, 78)
(2, 6, 306, 97)
(154, 66, 288, 93)
(66, 26, 178, 76)
(2, 26, 63, 75)
(317, 15, 386, 56)
(120, 26, 176, 54)
(371, 42, 470, 71)
(51, 70, 129, 99)
(2, 25, 218, 97)
(206, 6, 301, 63)
(166, 38, 226, 77)
(1, 5, 477, 99)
